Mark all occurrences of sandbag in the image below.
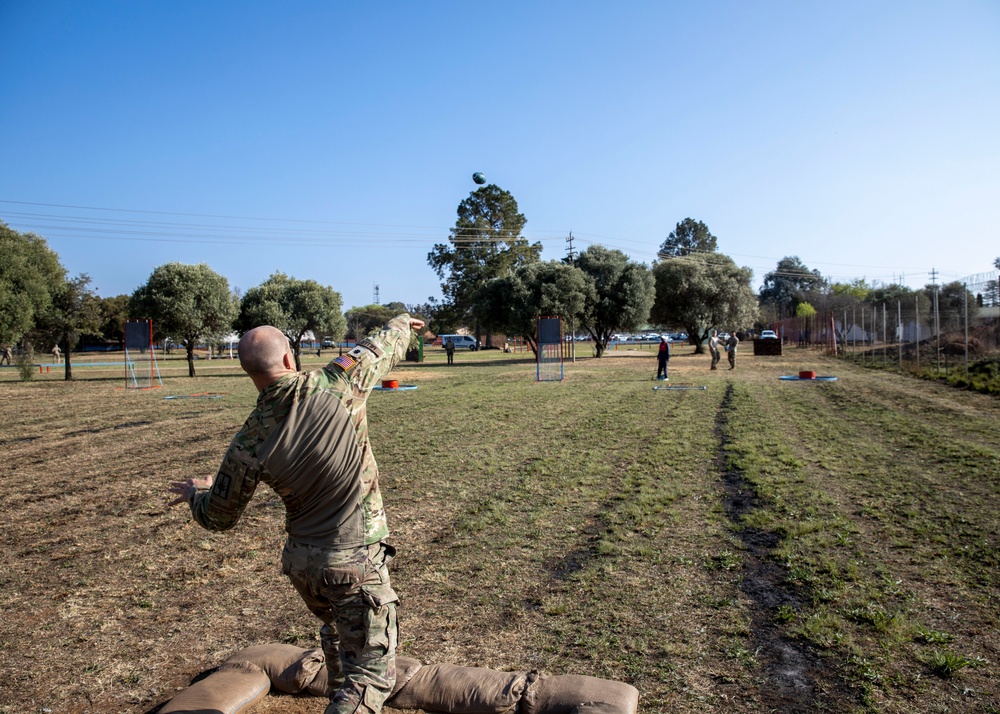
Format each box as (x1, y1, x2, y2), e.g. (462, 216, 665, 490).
(392, 656, 424, 697)
(225, 643, 326, 696)
(157, 661, 270, 714)
(521, 673, 639, 714)
(387, 662, 528, 714)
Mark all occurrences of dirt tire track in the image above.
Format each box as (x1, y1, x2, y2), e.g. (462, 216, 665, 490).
(714, 382, 859, 713)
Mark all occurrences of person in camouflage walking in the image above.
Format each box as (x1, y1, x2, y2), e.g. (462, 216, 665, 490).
(169, 313, 424, 714)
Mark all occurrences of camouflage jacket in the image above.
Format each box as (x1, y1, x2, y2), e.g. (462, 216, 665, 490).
(188, 313, 412, 548)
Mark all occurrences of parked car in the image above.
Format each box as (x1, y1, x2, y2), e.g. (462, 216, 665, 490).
(760, 330, 779, 340)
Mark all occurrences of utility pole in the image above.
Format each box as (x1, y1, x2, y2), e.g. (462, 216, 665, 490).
(565, 231, 576, 265)
(373, 283, 380, 305)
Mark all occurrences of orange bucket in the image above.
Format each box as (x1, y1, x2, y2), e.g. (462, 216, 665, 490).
(798, 370, 817, 379)
(382, 379, 399, 389)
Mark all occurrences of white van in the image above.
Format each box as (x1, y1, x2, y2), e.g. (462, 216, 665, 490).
(440, 335, 479, 351)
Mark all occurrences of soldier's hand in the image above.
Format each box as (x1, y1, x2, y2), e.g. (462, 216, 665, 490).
(167, 475, 214, 507)
(409, 318, 425, 331)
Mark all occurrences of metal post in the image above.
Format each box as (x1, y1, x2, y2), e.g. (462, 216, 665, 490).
(934, 284, 941, 372)
(882, 303, 887, 366)
(898, 301, 903, 370)
(915, 295, 920, 373)
(964, 282, 969, 377)
(861, 305, 865, 365)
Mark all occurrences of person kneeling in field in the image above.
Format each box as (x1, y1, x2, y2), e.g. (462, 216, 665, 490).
(168, 313, 424, 714)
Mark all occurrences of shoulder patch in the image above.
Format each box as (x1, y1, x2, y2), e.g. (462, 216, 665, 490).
(332, 354, 358, 372)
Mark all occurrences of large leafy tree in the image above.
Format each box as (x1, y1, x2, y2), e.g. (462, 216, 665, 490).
(344, 304, 397, 342)
(46, 274, 101, 381)
(427, 184, 542, 344)
(474, 260, 590, 356)
(658, 218, 718, 258)
(235, 272, 345, 370)
(0, 222, 65, 350)
(131, 262, 237, 377)
(575, 246, 655, 357)
(650, 253, 758, 353)
(758, 256, 826, 320)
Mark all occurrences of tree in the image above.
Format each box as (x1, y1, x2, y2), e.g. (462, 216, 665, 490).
(427, 185, 542, 345)
(0, 222, 65, 350)
(235, 272, 345, 370)
(658, 218, 718, 258)
(758, 256, 826, 320)
(344, 304, 396, 342)
(473, 260, 590, 356)
(575, 246, 655, 357)
(45, 274, 101, 381)
(795, 302, 817, 318)
(650, 253, 758, 353)
(131, 262, 237, 377)
(928, 281, 979, 332)
(94, 294, 131, 349)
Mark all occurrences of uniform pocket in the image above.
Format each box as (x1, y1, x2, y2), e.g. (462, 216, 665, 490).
(322, 563, 365, 587)
(360, 583, 399, 609)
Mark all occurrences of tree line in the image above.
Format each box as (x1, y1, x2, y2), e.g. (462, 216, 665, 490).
(428, 186, 996, 355)
(1, 220, 429, 380)
(5, 192, 995, 379)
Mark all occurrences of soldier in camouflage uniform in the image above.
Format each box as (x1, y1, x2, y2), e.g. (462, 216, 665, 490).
(169, 313, 424, 714)
(708, 330, 722, 370)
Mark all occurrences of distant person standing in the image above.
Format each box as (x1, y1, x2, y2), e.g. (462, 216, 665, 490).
(655, 336, 670, 380)
(725, 331, 739, 370)
(708, 330, 722, 370)
(52, 344, 61, 362)
(444, 338, 455, 366)
(1, 346, 11, 365)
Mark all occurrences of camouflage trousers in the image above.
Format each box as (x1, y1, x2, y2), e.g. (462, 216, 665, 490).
(281, 540, 399, 714)
(710, 349, 721, 369)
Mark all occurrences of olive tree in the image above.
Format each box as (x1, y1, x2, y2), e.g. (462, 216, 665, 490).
(650, 253, 758, 353)
(575, 246, 655, 357)
(473, 260, 590, 356)
(130, 262, 237, 377)
(235, 272, 346, 370)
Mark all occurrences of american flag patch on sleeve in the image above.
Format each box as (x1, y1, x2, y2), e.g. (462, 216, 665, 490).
(332, 354, 358, 371)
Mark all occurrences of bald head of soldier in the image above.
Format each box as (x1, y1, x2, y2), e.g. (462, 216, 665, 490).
(238, 326, 296, 392)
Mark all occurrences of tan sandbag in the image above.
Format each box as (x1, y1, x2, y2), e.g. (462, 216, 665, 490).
(392, 656, 424, 697)
(281, 650, 423, 698)
(387, 662, 528, 714)
(225, 643, 326, 695)
(158, 661, 270, 714)
(521, 673, 639, 714)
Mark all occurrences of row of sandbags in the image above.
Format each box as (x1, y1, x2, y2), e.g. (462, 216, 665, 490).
(158, 643, 640, 714)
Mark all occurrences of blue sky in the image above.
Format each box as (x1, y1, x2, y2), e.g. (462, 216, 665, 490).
(1, 2, 998, 309)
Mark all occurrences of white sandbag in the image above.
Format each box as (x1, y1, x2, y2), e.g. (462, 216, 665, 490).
(387, 662, 528, 714)
(521, 673, 639, 714)
(225, 643, 326, 695)
(158, 661, 270, 714)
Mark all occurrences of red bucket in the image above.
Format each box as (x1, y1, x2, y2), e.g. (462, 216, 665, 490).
(798, 370, 817, 380)
(382, 379, 399, 389)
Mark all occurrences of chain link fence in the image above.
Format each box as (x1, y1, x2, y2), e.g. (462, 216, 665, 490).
(774, 271, 1000, 380)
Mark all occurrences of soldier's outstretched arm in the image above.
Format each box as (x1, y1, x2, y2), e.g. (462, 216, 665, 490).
(324, 313, 421, 393)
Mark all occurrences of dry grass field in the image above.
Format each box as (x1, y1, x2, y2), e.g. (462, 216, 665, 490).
(1, 344, 997, 713)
